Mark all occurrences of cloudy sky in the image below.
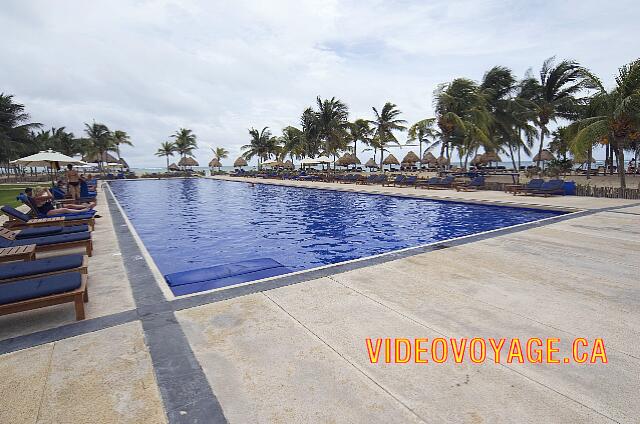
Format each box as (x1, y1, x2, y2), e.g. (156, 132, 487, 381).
(2, 0, 639, 167)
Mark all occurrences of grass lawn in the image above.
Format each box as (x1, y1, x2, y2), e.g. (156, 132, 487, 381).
(0, 184, 42, 208)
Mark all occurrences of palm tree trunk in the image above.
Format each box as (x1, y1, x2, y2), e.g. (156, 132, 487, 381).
(614, 144, 626, 188)
(508, 144, 517, 171)
(419, 139, 423, 170)
(379, 147, 384, 170)
(166, 156, 169, 171)
(586, 147, 592, 179)
(536, 128, 545, 168)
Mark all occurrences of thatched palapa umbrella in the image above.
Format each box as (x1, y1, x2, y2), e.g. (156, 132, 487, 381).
(283, 160, 294, 169)
(532, 149, 555, 170)
(532, 149, 555, 162)
(437, 155, 450, 166)
(209, 158, 221, 169)
(470, 154, 484, 166)
(365, 158, 379, 169)
(401, 151, 420, 165)
(178, 156, 199, 168)
(337, 153, 360, 167)
(383, 154, 400, 170)
(422, 152, 438, 167)
(233, 157, 248, 168)
(168, 163, 179, 171)
(482, 151, 502, 167)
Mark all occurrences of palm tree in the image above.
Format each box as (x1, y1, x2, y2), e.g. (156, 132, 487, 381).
(155, 141, 176, 170)
(171, 128, 198, 167)
(300, 107, 321, 157)
(242, 127, 275, 169)
(407, 118, 438, 167)
(315, 97, 350, 166)
(212, 147, 229, 162)
(0, 94, 41, 171)
(84, 122, 114, 173)
(433, 79, 490, 168)
(280, 126, 305, 164)
(112, 130, 132, 160)
(570, 59, 640, 188)
(530, 57, 591, 168)
(369, 102, 407, 168)
(347, 119, 372, 156)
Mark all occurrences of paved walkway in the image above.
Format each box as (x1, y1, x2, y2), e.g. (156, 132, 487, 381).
(1, 178, 638, 423)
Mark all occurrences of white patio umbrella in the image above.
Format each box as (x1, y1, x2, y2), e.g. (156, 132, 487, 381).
(11, 150, 87, 183)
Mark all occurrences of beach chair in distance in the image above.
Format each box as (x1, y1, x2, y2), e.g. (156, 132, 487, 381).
(429, 175, 456, 189)
(455, 176, 485, 192)
(0, 272, 88, 320)
(415, 177, 440, 189)
(529, 179, 566, 197)
(398, 175, 418, 187)
(0, 254, 88, 283)
(357, 175, 377, 185)
(512, 179, 544, 196)
(0, 230, 93, 257)
(383, 175, 405, 187)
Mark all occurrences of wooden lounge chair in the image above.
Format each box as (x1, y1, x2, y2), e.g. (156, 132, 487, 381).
(528, 180, 565, 197)
(0, 230, 93, 257)
(1, 225, 88, 240)
(383, 175, 405, 187)
(415, 177, 440, 189)
(0, 272, 88, 320)
(0, 254, 88, 283)
(398, 175, 418, 187)
(1, 205, 95, 231)
(512, 179, 544, 195)
(455, 176, 485, 192)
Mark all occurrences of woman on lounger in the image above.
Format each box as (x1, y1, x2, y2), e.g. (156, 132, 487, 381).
(25, 187, 95, 216)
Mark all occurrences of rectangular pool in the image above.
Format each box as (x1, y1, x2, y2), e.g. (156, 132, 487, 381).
(109, 179, 564, 295)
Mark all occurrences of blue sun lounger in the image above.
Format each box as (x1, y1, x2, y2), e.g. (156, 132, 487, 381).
(0, 231, 93, 256)
(17, 194, 96, 219)
(165, 258, 292, 296)
(513, 179, 544, 195)
(0, 272, 88, 320)
(455, 176, 485, 191)
(415, 177, 441, 189)
(2, 225, 89, 240)
(530, 179, 566, 197)
(1, 205, 96, 230)
(0, 254, 87, 282)
(383, 175, 405, 186)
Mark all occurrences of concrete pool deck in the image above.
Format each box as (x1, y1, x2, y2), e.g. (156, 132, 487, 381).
(1, 177, 639, 423)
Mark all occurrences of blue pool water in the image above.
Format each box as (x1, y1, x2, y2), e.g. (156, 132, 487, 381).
(109, 179, 563, 294)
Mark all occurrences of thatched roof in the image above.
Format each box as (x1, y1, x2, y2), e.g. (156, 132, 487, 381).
(168, 163, 179, 171)
(401, 151, 420, 164)
(382, 154, 399, 165)
(470, 154, 484, 165)
(209, 158, 221, 168)
(118, 157, 129, 169)
(533, 149, 556, 162)
(422, 152, 438, 164)
(437, 155, 450, 165)
(178, 156, 199, 167)
(83, 151, 118, 163)
(283, 160, 294, 169)
(337, 153, 360, 166)
(364, 158, 379, 168)
(233, 157, 248, 167)
(482, 151, 502, 163)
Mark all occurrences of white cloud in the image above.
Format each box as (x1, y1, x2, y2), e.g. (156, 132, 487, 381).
(1, 0, 638, 166)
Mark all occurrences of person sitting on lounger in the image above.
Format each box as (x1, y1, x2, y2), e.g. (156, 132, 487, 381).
(25, 187, 95, 216)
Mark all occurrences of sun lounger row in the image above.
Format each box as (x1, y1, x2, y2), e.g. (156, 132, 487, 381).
(0, 191, 100, 320)
(512, 179, 566, 197)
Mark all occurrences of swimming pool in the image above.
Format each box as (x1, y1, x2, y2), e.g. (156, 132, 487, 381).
(109, 178, 563, 295)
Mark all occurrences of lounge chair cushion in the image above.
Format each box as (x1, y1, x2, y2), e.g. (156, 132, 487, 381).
(0, 254, 84, 280)
(0, 232, 90, 248)
(165, 258, 291, 295)
(1, 205, 32, 222)
(0, 272, 82, 305)
(15, 225, 89, 240)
